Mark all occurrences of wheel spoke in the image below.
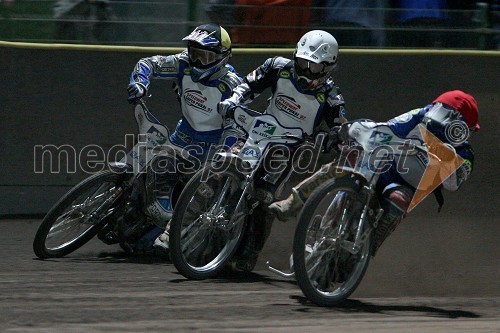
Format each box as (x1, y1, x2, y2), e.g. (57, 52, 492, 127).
(181, 222, 211, 258)
(33, 171, 124, 258)
(172, 165, 247, 278)
(45, 181, 118, 251)
(294, 182, 373, 306)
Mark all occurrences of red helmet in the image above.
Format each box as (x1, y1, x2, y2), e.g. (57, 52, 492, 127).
(433, 90, 479, 131)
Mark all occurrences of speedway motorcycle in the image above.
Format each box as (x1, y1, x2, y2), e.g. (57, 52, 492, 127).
(33, 100, 193, 258)
(291, 119, 432, 306)
(169, 106, 326, 280)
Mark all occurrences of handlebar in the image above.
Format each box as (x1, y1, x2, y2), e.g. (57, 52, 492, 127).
(254, 134, 305, 145)
(235, 106, 262, 118)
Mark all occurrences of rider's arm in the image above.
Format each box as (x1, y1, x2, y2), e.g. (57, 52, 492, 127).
(442, 144, 474, 191)
(385, 108, 427, 137)
(129, 51, 185, 93)
(219, 65, 245, 98)
(223, 56, 289, 106)
(321, 87, 347, 130)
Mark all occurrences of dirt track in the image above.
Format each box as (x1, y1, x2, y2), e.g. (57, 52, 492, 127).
(0, 219, 498, 332)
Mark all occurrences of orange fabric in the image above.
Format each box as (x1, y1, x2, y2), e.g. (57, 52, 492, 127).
(408, 125, 465, 212)
(232, 0, 312, 45)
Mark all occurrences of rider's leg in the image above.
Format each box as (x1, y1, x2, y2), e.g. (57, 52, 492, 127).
(268, 161, 340, 221)
(153, 136, 212, 254)
(234, 209, 275, 272)
(372, 184, 413, 254)
(152, 179, 185, 254)
(140, 155, 178, 253)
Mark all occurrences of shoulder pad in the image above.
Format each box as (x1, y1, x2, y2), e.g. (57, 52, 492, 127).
(272, 56, 292, 69)
(178, 50, 189, 62)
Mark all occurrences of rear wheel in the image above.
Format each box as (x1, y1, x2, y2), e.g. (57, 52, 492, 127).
(293, 177, 372, 306)
(33, 171, 125, 258)
(170, 163, 247, 280)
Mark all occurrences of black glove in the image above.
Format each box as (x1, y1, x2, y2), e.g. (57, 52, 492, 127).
(218, 100, 236, 119)
(323, 126, 341, 152)
(337, 123, 350, 142)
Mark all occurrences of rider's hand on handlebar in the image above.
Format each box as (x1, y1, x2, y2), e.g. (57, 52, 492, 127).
(337, 123, 351, 142)
(323, 126, 341, 152)
(218, 100, 236, 119)
(127, 82, 146, 103)
(323, 124, 351, 152)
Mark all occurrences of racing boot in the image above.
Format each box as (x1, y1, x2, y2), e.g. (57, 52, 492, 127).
(153, 221, 171, 259)
(134, 225, 164, 254)
(267, 189, 304, 222)
(267, 160, 347, 222)
(372, 185, 413, 255)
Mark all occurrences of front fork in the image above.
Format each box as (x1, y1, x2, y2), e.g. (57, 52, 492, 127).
(214, 173, 255, 232)
(342, 184, 383, 255)
(85, 184, 127, 231)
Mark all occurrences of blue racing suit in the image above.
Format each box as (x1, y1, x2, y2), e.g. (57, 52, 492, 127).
(289, 104, 475, 252)
(380, 104, 474, 193)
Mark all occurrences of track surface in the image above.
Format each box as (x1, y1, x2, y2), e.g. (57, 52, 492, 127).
(1, 219, 498, 332)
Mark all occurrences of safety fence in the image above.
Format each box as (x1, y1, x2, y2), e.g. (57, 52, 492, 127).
(0, 0, 498, 49)
(0, 40, 498, 215)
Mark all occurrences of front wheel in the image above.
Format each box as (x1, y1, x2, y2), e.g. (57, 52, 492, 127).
(293, 177, 372, 306)
(33, 171, 126, 258)
(170, 162, 247, 280)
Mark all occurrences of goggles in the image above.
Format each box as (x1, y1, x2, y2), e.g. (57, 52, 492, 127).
(296, 58, 326, 73)
(188, 46, 223, 66)
(295, 57, 331, 80)
(424, 103, 462, 127)
(423, 103, 471, 144)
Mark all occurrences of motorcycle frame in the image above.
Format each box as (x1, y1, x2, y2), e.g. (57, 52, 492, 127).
(108, 99, 193, 224)
(210, 106, 306, 231)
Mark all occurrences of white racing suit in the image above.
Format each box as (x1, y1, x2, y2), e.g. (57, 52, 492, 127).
(130, 50, 242, 158)
(129, 50, 243, 251)
(224, 56, 347, 136)
(222, 56, 348, 270)
(292, 105, 475, 253)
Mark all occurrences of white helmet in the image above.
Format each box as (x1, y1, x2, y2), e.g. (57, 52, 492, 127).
(294, 30, 339, 90)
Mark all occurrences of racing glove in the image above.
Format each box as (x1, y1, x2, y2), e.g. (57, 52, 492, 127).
(323, 126, 344, 153)
(218, 100, 236, 119)
(127, 82, 147, 103)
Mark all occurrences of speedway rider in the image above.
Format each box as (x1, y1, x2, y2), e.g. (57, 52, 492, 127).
(269, 90, 479, 253)
(126, 23, 243, 253)
(218, 30, 347, 271)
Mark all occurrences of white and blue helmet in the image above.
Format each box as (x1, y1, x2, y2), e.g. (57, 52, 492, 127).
(183, 23, 232, 81)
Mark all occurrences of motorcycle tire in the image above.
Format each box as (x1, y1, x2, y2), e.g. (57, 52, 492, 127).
(293, 177, 372, 306)
(170, 162, 247, 280)
(33, 170, 125, 259)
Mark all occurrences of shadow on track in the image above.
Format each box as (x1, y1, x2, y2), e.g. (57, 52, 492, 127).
(291, 296, 481, 318)
(169, 270, 297, 287)
(32, 249, 171, 265)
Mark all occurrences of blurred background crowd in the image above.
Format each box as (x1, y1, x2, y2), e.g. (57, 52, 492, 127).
(0, 0, 498, 49)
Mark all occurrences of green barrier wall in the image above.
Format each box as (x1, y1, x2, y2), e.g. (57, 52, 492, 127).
(0, 43, 498, 216)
